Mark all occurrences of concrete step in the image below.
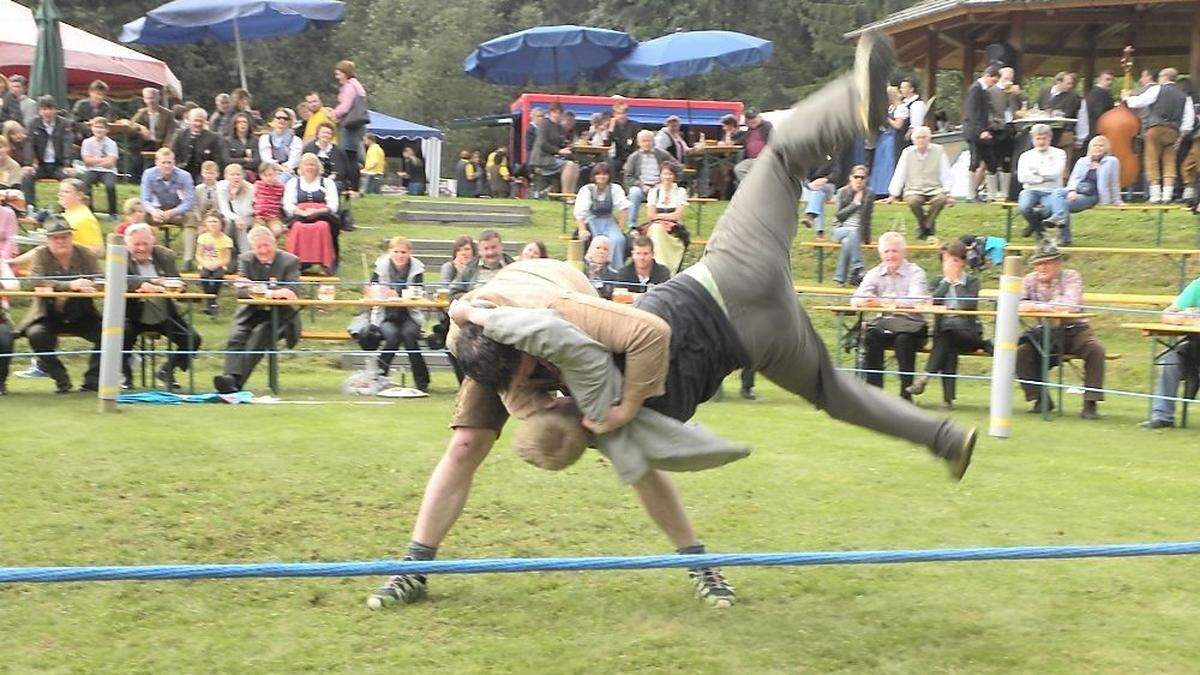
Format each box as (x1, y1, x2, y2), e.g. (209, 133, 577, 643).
(396, 209, 530, 225)
(400, 200, 532, 215)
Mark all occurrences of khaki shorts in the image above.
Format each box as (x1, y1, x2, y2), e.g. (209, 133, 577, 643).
(449, 377, 509, 433)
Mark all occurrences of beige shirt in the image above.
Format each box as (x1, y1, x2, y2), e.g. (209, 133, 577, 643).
(449, 258, 671, 420)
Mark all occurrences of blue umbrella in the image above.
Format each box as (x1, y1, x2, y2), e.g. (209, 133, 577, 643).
(464, 25, 636, 86)
(120, 0, 346, 91)
(607, 30, 773, 81)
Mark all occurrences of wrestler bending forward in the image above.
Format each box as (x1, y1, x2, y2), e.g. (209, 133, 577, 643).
(367, 32, 976, 610)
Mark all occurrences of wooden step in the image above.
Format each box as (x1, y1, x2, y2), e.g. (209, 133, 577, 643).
(400, 200, 532, 215)
(395, 210, 531, 225)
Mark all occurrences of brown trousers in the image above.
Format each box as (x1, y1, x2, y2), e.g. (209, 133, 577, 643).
(904, 193, 947, 236)
(1181, 139, 1200, 185)
(1144, 125, 1181, 183)
(1016, 323, 1106, 402)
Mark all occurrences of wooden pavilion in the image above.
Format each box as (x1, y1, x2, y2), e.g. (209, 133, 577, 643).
(847, 0, 1200, 98)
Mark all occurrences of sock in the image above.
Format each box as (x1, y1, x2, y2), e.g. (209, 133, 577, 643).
(676, 543, 706, 556)
(406, 540, 438, 561)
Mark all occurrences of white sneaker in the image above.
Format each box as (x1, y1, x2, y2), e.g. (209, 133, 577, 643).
(1149, 185, 1162, 203)
(1184, 187, 1196, 202)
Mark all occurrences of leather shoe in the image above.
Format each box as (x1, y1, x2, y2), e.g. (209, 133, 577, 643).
(1080, 400, 1100, 420)
(1027, 397, 1055, 414)
(740, 387, 756, 401)
(1138, 419, 1174, 429)
(213, 373, 240, 394)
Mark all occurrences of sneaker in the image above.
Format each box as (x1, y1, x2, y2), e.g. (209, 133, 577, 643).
(366, 573, 428, 610)
(16, 365, 48, 379)
(1139, 418, 1174, 430)
(739, 387, 756, 401)
(689, 568, 736, 608)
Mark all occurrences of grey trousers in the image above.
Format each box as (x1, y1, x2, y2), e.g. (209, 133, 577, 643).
(700, 75, 954, 450)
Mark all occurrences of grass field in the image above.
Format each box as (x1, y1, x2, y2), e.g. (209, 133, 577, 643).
(3, 189, 1199, 672)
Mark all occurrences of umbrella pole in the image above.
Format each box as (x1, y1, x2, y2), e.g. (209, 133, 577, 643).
(233, 17, 248, 91)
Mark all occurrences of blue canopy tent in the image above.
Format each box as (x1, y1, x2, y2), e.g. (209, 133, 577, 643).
(367, 110, 443, 194)
(120, 0, 345, 91)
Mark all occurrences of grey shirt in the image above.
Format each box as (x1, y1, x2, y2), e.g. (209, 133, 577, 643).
(481, 307, 750, 484)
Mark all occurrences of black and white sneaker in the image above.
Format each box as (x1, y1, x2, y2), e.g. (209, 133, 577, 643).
(689, 568, 736, 608)
(366, 573, 427, 610)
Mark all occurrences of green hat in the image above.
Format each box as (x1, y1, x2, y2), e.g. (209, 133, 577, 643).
(43, 216, 72, 237)
(1028, 239, 1064, 264)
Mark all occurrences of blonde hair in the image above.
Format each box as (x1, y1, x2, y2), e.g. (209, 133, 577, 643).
(1087, 135, 1110, 155)
(154, 147, 175, 160)
(123, 197, 143, 215)
(388, 235, 412, 250)
(298, 152, 321, 172)
(513, 408, 592, 471)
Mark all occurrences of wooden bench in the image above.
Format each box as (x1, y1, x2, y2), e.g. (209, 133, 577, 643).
(800, 240, 1198, 290)
(300, 330, 352, 341)
(795, 283, 1175, 307)
(548, 192, 576, 233)
(994, 201, 1186, 246)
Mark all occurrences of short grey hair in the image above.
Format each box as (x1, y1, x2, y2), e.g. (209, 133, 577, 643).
(123, 222, 154, 242)
(636, 129, 655, 142)
(1030, 123, 1052, 137)
(215, 93, 231, 104)
(189, 107, 208, 121)
(877, 231, 906, 253)
(247, 225, 275, 244)
(911, 125, 932, 138)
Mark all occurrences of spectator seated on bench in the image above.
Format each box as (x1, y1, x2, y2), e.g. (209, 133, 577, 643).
(1052, 135, 1123, 245)
(452, 229, 514, 299)
(529, 103, 579, 196)
(283, 152, 338, 275)
(829, 165, 873, 286)
(1016, 123, 1068, 239)
(573, 163, 629, 270)
(22, 95, 75, 211)
(349, 236, 430, 392)
(1140, 274, 1200, 429)
(1016, 240, 1106, 419)
(906, 240, 992, 408)
(886, 126, 953, 241)
(851, 232, 930, 401)
(623, 130, 677, 225)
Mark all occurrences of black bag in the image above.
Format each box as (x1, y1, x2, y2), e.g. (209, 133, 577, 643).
(872, 313, 927, 335)
(342, 94, 369, 130)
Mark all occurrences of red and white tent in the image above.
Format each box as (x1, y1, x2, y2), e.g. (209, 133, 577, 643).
(0, 0, 182, 97)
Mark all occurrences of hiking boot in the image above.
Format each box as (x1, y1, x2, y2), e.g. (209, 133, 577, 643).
(905, 374, 930, 396)
(689, 568, 736, 609)
(366, 573, 428, 610)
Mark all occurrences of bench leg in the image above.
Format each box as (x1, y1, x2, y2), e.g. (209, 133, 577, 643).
(1005, 207, 1013, 241)
(695, 202, 704, 237)
(561, 201, 568, 234)
(815, 246, 825, 284)
(1155, 210, 1164, 247)
(1041, 322, 1052, 422)
(268, 308, 280, 396)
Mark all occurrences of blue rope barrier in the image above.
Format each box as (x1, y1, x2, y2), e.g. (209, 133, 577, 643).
(3, 542, 1199, 583)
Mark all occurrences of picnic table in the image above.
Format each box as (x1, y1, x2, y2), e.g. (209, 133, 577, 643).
(816, 304, 1095, 420)
(687, 143, 740, 199)
(236, 296, 449, 395)
(1121, 320, 1200, 428)
(1, 289, 214, 392)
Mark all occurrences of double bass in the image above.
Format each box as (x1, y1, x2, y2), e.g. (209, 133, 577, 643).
(1096, 46, 1142, 187)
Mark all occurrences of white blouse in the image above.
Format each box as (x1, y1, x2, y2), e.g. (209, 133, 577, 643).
(282, 175, 339, 216)
(647, 184, 688, 211)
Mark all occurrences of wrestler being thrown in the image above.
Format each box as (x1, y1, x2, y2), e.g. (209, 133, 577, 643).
(367, 32, 976, 611)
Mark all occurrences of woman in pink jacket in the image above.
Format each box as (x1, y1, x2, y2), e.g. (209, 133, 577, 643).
(331, 60, 368, 195)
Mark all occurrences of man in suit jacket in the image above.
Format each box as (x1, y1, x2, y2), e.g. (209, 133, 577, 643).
(23, 96, 74, 208)
(18, 217, 101, 393)
(1080, 72, 1115, 147)
(130, 87, 178, 179)
(122, 223, 201, 389)
(170, 108, 226, 182)
(961, 65, 1000, 202)
(614, 236, 671, 292)
(213, 226, 302, 393)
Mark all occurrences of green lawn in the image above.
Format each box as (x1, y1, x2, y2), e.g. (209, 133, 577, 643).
(3, 189, 1199, 672)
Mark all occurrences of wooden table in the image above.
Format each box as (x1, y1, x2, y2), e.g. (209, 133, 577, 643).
(687, 144, 741, 198)
(236, 296, 450, 394)
(817, 305, 1095, 420)
(570, 144, 611, 159)
(1, 289, 214, 392)
(1122, 321, 1200, 427)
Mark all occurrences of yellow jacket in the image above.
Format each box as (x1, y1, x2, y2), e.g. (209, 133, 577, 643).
(362, 143, 386, 175)
(485, 151, 510, 179)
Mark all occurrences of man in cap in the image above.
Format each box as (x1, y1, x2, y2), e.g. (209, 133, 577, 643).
(654, 115, 689, 163)
(18, 217, 102, 393)
(1016, 240, 1107, 419)
(367, 32, 977, 611)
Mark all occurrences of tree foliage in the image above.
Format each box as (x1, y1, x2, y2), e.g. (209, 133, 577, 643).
(47, 0, 917, 160)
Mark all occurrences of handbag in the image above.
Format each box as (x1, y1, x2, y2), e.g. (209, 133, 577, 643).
(872, 313, 927, 335)
(342, 94, 369, 130)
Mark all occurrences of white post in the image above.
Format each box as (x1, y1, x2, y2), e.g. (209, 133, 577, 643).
(97, 233, 128, 413)
(233, 17, 248, 92)
(988, 255, 1021, 438)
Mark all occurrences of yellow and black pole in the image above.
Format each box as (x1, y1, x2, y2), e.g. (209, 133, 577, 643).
(97, 233, 128, 413)
(988, 256, 1022, 438)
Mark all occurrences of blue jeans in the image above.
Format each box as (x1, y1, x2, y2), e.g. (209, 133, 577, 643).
(585, 214, 627, 269)
(1049, 189, 1099, 244)
(1018, 188, 1067, 236)
(407, 181, 426, 196)
(1150, 343, 1189, 423)
(802, 183, 836, 233)
(361, 174, 382, 194)
(830, 225, 864, 284)
(627, 185, 648, 225)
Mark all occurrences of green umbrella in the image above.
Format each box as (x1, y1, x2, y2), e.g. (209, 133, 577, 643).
(29, 0, 68, 108)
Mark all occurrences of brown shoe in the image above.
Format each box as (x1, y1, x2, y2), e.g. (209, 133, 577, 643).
(945, 427, 976, 482)
(905, 375, 930, 396)
(801, 214, 815, 229)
